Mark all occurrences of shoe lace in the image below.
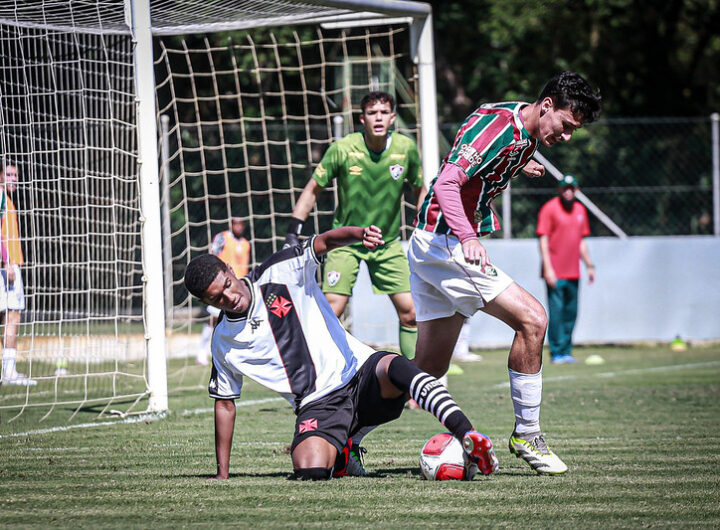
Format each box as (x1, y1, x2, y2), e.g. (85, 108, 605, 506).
(350, 444, 367, 466)
(530, 434, 549, 454)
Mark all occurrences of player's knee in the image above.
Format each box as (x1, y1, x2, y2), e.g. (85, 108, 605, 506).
(293, 467, 332, 481)
(521, 304, 547, 342)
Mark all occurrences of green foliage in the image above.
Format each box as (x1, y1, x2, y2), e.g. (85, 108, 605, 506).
(429, 0, 720, 120)
(1, 345, 720, 526)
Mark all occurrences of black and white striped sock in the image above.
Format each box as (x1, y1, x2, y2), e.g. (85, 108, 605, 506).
(409, 372, 473, 439)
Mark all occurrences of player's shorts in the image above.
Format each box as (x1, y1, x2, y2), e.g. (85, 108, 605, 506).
(206, 305, 221, 318)
(291, 350, 406, 453)
(407, 229, 514, 321)
(0, 265, 25, 312)
(321, 238, 410, 296)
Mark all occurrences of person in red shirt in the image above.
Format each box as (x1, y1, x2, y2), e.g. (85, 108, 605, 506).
(536, 175, 595, 364)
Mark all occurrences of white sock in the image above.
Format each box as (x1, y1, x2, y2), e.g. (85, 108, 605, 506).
(509, 368, 542, 436)
(3, 348, 17, 377)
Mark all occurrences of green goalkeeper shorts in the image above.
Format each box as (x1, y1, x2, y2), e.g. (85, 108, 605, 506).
(322, 238, 411, 296)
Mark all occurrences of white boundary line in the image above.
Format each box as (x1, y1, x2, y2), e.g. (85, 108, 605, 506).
(4, 362, 718, 439)
(490, 360, 720, 389)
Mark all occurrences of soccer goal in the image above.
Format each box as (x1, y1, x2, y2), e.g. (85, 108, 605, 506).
(0, 0, 438, 422)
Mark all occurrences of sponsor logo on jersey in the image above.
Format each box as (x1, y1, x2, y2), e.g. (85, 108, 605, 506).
(389, 164, 405, 180)
(326, 270, 341, 287)
(349, 165, 363, 176)
(511, 139, 530, 149)
(249, 317, 262, 332)
(348, 152, 364, 159)
(390, 153, 406, 160)
(266, 293, 293, 318)
(457, 143, 483, 169)
(314, 163, 326, 178)
(299, 418, 318, 433)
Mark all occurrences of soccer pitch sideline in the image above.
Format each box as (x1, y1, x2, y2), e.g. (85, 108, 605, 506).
(1, 345, 719, 527)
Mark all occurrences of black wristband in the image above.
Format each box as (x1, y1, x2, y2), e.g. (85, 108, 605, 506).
(287, 216, 304, 235)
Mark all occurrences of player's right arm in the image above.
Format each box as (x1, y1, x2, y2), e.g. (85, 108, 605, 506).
(210, 398, 236, 480)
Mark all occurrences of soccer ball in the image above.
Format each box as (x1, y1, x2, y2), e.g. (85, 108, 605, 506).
(419, 432, 477, 481)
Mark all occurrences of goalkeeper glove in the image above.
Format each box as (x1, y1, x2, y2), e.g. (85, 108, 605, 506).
(283, 217, 304, 249)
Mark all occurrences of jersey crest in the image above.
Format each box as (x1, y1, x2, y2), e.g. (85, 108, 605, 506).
(389, 164, 405, 180)
(326, 270, 341, 287)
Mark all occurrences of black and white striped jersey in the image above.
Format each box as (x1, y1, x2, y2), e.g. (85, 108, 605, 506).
(208, 237, 376, 411)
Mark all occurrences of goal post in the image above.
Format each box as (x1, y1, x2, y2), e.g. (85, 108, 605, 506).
(0, 0, 437, 422)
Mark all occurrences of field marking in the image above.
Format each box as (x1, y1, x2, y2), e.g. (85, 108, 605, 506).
(181, 397, 287, 416)
(0, 397, 287, 440)
(5, 361, 718, 439)
(490, 360, 720, 389)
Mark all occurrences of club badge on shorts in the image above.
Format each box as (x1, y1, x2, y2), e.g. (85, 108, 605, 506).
(326, 270, 341, 287)
(389, 164, 405, 180)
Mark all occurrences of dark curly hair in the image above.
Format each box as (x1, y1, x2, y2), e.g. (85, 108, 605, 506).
(360, 91, 395, 113)
(184, 254, 227, 299)
(538, 71, 602, 123)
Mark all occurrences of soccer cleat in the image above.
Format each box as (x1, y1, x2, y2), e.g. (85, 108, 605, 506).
(508, 431, 568, 475)
(333, 439, 369, 477)
(462, 431, 499, 475)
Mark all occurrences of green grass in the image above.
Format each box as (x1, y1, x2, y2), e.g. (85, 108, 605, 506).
(1, 345, 719, 527)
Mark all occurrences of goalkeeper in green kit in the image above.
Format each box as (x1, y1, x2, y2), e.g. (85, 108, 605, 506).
(285, 91, 426, 362)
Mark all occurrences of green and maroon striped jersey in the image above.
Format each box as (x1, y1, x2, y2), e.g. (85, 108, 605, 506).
(312, 131, 423, 241)
(416, 101, 537, 236)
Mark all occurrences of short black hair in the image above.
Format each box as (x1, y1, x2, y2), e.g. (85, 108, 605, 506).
(360, 91, 395, 113)
(538, 71, 602, 123)
(184, 254, 227, 299)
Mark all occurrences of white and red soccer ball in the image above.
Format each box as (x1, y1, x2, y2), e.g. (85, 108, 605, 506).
(419, 432, 477, 481)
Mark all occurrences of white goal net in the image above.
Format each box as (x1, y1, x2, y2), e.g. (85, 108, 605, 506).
(0, 0, 437, 422)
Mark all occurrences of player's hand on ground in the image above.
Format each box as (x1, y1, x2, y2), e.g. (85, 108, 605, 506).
(522, 160, 545, 178)
(283, 232, 300, 249)
(461, 239, 490, 267)
(361, 225, 384, 250)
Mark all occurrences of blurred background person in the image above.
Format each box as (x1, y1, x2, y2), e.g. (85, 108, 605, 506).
(537, 175, 595, 364)
(197, 216, 250, 365)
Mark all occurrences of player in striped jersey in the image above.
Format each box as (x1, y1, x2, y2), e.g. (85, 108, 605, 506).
(184, 225, 498, 481)
(409, 72, 601, 475)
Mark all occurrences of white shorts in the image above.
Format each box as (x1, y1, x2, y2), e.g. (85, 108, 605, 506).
(0, 265, 26, 312)
(407, 229, 513, 321)
(206, 305, 221, 318)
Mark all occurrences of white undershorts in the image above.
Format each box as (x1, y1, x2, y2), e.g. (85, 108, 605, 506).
(0, 265, 26, 312)
(408, 229, 513, 321)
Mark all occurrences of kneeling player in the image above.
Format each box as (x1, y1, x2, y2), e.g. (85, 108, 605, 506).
(184, 225, 498, 480)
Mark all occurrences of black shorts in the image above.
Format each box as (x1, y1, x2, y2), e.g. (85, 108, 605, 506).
(291, 351, 406, 453)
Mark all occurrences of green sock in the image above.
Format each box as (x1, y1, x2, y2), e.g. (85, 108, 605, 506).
(399, 325, 417, 360)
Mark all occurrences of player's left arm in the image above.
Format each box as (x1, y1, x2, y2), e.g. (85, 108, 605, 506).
(580, 238, 595, 284)
(209, 398, 236, 480)
(312, 226, 384, 257)
(522, 159, 545, 178)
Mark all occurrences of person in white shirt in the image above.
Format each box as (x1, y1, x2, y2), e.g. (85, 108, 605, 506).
(183, 225, 498, 481)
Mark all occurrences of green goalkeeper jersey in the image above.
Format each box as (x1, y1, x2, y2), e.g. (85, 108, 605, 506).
(312, 131, 423, 241)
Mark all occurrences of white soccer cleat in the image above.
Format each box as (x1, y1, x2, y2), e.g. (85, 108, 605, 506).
(508, 432, 568, 475)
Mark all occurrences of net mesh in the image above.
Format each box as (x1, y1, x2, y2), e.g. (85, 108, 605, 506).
(155, 24, 420, 384)
(0, 21, 148, 421)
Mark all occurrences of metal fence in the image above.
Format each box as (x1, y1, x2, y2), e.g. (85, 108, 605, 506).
(440, 115, 719, 238)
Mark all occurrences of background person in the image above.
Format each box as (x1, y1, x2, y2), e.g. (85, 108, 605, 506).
(184, 225, 498, 480)
(284, 91, 426, 362)
(197, 216, 250, 366)
(537, 174, 595, 364)
(408, 71, 601, 475)
(0, 164, 34, 386)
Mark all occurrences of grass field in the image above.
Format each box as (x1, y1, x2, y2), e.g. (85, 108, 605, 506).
(1, 344, 719, 527)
